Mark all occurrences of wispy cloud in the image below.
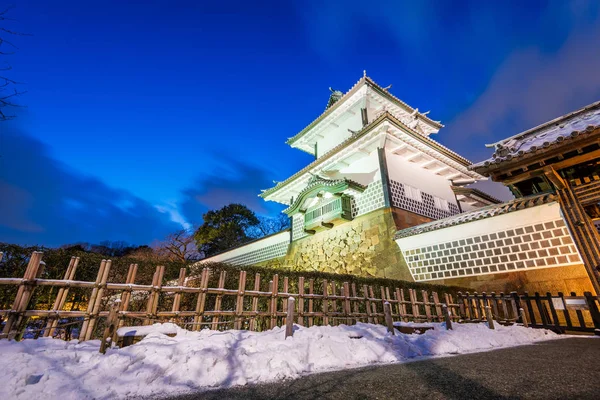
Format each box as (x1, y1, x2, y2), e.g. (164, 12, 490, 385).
(177, 157, 285, 228)
(446, 15, 600, 158)
(0, 125, 181, 246)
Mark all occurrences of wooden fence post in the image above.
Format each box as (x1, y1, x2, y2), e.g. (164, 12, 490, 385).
(584, 292, 600, 330)
(383, 302, 395, 335)
(322, 279, 329, 326)
(534, 292, 549, 328)
(297, 277, 305, 326)
(270, 274, 279, 329)
(282, 277, 289, 327)
(519, 308, 528, 328)
(422, 290, 432, 322)
(285, 297, 295, 339)
(171, 268, 187, 318)
(234, 271, 246, 330)
(432, 292, 443, 322)
(249, 273, 260, 331)
(557, 292, 572, 329)
(100, 300, 120, 354)
(343, 282, 351, 325)
(192, 268, 209, 331)
(362, 284, 372, 324)
(117, 263, 138, 330)
(308, 279, 314, 327)
(409, 289, 419, 321)
(485, 306, 495, 330)
(80, 259, 111, 341)
(211, 270, 227, 330)
(443, 304, 452, 330)
(2, 251, 44, 339)
(571, 291, 586, 328)
(45, 256, 80, 337)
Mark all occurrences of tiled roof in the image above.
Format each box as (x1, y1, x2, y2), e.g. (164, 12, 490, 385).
(472, 101, 600, 174)
(283, 176, 366, 215)
(261, 111, 475, 200)
(286, 74, 443, 146)
(394, 192, 557, 239)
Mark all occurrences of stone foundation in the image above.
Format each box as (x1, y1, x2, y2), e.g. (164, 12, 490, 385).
(425, 263, 595, 294)
(282, 207, 412, 280)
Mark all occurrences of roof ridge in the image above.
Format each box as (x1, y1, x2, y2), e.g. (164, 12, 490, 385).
(364, 75, 443, 128)
(486, 100, 600, 149)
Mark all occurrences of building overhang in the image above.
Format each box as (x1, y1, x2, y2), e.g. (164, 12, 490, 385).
(286, 74, 444, 155)
(261, 112, 483, 206)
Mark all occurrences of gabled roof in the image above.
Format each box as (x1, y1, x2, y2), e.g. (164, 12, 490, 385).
(261, 111, 476, 200)
(395, 192, 557, 239)
(286, 73, 444, 146)
(283, 176, 366, 215)
(471, 100, 600, 174)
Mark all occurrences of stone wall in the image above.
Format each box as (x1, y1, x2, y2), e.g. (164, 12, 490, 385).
(282, 208, 413, 280)
(425, 263, 595, 294)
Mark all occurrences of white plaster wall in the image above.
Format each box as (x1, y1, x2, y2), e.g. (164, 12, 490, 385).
(197, 230, 290, 265)
(385, 150, 457, 204)
(396, 202, 582, 282)
(317, 114, 363, 156)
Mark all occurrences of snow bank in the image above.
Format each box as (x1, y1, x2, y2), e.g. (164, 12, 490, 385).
(0, 322, 563, 399)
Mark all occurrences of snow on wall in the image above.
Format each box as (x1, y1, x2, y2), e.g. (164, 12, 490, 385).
(396, 202, 582, 282)
(197, 230, 290, 266)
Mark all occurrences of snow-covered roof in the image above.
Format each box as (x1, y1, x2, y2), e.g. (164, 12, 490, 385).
(394, 192, 557, 239)
(472, 101, 600, 174)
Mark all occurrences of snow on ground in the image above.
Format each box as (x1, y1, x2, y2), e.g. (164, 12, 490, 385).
(0, 322, 564, 400)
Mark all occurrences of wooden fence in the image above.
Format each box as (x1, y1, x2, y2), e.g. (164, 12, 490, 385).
(455, 291, 600, 333)
(1, 252, 599, 344)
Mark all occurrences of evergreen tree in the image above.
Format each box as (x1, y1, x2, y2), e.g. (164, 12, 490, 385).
(194, 204, 259, 257)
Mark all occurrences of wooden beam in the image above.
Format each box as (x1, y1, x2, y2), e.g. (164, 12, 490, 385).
(543, 167, 566, 190)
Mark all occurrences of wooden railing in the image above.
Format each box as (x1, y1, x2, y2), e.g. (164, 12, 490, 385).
(455, 291, 600, 333)
(1, 252, 599, 346)
(0, 252, 464, 342)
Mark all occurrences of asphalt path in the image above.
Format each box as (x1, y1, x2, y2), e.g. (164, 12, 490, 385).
(169, 337, 600, 400)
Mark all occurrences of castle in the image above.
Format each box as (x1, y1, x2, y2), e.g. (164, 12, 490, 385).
(199, 73, 600, 295)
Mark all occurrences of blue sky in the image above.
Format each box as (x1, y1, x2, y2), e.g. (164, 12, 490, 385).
(1, 0, 600, 246)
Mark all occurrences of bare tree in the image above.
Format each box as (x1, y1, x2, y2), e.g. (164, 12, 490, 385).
(248, 214, 290, 238)
(153, 230, 200, 263)
(0, 7, 26, 121)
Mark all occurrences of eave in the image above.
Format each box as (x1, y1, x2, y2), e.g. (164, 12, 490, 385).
(471, 100, 600, 176)
(286, 74, 444, 148)
(261, 112, 479, 202)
